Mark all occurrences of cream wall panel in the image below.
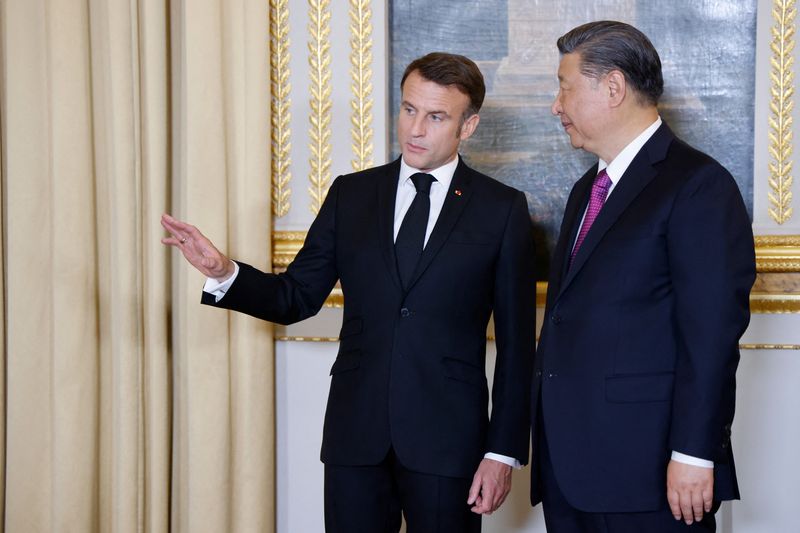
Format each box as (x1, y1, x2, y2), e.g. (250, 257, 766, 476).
(276, 0, 388, 230)
(754, 0, 799, 233)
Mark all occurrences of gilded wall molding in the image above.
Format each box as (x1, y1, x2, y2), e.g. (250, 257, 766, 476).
(274, 336, 800, 350)
(270, 0, 292, 218)
(273, 232, 800, 313)
(273, 231, 307, 268)
(307, 0, 332, 214)
(749, 294, 800, 313)
(768, 0, 796, 224)
(740, 343, 800, 350)
(349, 0, 375, 171)
(754, 234, 800, 270)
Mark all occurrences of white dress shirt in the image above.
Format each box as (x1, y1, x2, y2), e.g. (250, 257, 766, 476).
(393, 155, 458, 246)
(574, 117, 712, 469)
(205, 155, 522, 469)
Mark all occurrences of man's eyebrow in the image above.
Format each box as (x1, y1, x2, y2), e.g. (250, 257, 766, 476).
(401, 101, 450, 117)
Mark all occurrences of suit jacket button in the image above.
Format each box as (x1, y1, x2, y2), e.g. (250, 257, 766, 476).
(535, 370, 542, 377)
(551, 314, 562, 324)
(400, 307, 410, 318)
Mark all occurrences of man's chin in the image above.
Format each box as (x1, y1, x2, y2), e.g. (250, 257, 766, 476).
(567, 136, 583, 150)
(403, 156, 428, 170)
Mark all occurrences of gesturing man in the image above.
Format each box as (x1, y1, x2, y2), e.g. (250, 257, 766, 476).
(163, 52, 536, 532)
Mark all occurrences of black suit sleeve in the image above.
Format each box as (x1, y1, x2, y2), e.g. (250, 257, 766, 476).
(666, 164, 755, 461)
(487, 191, 537, 463)
(201, 177, 342, 325)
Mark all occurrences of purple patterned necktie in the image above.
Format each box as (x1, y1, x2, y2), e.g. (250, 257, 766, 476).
(570, 169, 612, 266)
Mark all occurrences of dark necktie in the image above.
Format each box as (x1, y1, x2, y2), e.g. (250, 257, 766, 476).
(570, 169, 612, 267)
(395, 172, 435, 289)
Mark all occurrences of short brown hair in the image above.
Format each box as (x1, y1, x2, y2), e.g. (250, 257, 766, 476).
(401, 52, 486, 118)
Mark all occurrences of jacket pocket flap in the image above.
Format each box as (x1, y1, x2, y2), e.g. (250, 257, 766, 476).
(605, 372, 674, 403)
(442, 356, 486, 387)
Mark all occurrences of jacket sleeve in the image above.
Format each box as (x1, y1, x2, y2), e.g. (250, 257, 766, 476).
(487, 190, 537, 464)
(666, 164, 755, 461)
(201, 177, 342, 325)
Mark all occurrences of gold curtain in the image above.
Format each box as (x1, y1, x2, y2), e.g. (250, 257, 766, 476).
(0, 0, 274, 531)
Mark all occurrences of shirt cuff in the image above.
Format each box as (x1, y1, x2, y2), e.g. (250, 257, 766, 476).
(671, 451, 714, 468)
(202, 261, 239, 302)
(483, 452, 522, 470)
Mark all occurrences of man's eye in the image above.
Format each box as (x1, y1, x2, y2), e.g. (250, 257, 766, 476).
(430, 115, 442, 122)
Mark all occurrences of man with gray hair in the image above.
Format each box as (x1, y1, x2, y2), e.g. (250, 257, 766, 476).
(531, 20, 755, 532)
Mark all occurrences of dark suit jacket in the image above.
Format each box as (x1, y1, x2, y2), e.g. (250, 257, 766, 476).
(531, 123, 755, 512)
(203, 157, 537, 478)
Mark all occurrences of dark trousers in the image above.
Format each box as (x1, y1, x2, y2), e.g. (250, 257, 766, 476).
(536, 403, 717, 533)
(324, 448, 481, 533)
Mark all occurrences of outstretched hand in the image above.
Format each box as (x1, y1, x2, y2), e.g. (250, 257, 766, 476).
(161, 213, 234, 280)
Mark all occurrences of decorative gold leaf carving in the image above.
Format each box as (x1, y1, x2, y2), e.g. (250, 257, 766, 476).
(270, 0, 292, 218)
(349, 0, 374, 171)
(768, 0, 796, 224)
(308, 0, 332, 214)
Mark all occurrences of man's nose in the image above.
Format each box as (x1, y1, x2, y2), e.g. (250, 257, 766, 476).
(410, 115, 425, 136)
(551, 93, 562, 116)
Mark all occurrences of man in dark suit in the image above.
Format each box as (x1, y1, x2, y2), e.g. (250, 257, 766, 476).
(162, 52, 536, 532)
(531, 21, 756, 532)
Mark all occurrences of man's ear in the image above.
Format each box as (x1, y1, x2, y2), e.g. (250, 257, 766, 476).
(606, 70, 627, 107)
(459, 113, 480, 141)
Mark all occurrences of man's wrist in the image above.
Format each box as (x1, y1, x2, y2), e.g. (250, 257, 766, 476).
(671, 451, 714, 468)
(214, 259, 236, 283)
(484, 452, 522, 469)
(204, 261, 240, 301)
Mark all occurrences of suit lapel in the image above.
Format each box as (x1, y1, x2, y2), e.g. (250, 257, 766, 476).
(377, 158, 403, 291)
(403, 158, 474, 293)
(557, 123, 675, 298)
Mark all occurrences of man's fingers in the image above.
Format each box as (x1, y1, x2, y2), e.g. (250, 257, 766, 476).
(468, 477, 495, 514)
(667, 489, 681, 520)
(679, 492, 694, 524)
(480, 480, 497, 510)
(467, 475, 481, 505)
(161, 214, 200, 242)
(471, 485, 494, 514)
(469, 495, 484, 514)
(691, 489, 705, 522)
(161, 214, 189, 243)
(703, 488, 714, 513)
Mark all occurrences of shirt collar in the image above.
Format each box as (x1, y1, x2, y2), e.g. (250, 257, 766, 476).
(598, 117, 662, 184)
(399, 154, 459, 191)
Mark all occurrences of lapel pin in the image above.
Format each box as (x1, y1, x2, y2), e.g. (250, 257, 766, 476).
(454, 189, 462, 196)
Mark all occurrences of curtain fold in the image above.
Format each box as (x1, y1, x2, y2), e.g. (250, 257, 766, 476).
(0, 0, 273, 531)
